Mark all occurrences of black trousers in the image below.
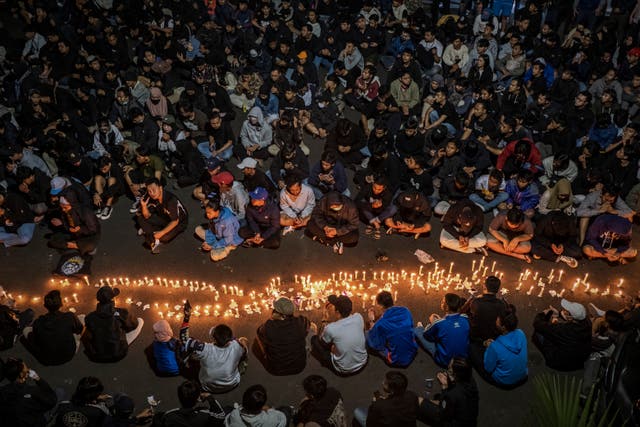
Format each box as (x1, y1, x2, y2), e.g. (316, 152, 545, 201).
(49, 232, 100, 255)
(238, 226, 281, 249)
(137, 214, 187, 245)
(305, 220, 360, 246)
(531, 239, 582, 262)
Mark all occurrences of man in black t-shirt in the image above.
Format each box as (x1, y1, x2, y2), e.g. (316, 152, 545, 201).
(136, 177, 188, 254)
(198, 112, 235, 161)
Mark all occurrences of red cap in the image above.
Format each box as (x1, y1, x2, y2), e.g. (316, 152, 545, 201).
(211, 171, 234, 186)
(629, 47, 640, 57)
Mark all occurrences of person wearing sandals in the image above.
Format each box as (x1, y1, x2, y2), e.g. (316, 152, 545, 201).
(355, 175, 396, 240)
(486, 207, 533, 263)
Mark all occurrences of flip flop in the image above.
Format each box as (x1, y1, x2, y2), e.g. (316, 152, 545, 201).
(373, 229, 381, 240)
(365, 225, 374, 235)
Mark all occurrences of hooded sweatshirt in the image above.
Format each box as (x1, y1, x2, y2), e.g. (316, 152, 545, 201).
(483, 329, 528, 385)
(239, 107, 272, 150)
(367, 306, 418, 367)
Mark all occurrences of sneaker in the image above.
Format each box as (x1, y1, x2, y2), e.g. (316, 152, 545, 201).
(137, 228, 144, 236)
(475, 246, 488, 257)
(282, 226, 295, 236)
(99, 206, 112, 220)
(129, 197, 140, 214)
(557, 255, 578, 268)
(360, 157, 370, 169)
(332, 242, 344, 255)
(150, 239, 162, 254)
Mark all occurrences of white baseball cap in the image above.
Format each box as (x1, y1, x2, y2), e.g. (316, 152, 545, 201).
(236, 157, 258, 169)
(561, 299, 586, 321)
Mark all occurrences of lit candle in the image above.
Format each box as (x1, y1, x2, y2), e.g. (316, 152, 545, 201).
(490, 261, 496, 273)
(449, 262, 454, 274)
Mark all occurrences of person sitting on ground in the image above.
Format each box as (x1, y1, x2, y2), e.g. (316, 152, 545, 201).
(503, 169, 540, 218)
(366, 291, 418, 368)
(531, 211, 581, 268)
(102, 393, 153, 427)
(355, 174, 397, 240)
(48, 192, 101, 256)
(92, 156, 126, 220)
(478, 310, 528, 388)
(82, 286, 144, 363)
(0, 358, 57, 427)
(182, 301, 248, 393)
(255, 297, 311, 376)
(439, 199, 487, 255)
(293, 375, 347, 427)
(55, 376, 112, 426)
(0, 186, 37, 248)
(279, 174, 315, 236)
(195, 196, 244, 262)
(152, 380, 226, 426)
(308, 150, 350, 199)
(0, 289, 34, 351)
(136, 177, 188, 254)
(240, 187, 281, 249)
(576, 186, 634, 245)
(225, 384, 288, 427)
(211, 171, 250, 223)
(414, 293, 470, 368)
(353, 371, 419, 427)
(469, 168, 508, 213)
(310, 294, 368, 375)
(22, 290, 83, 366)
(486, 207, 533, 263)
(532, 298, 592, 371)
(236, 157, 276, 195)
(325, 118, 367, 169)
(236, 106, 272, 160)
(193, 157, 225, 202)
(123, 146, 165, 213)
(583, 214, 637, 264)
(385, 190, 432, 239)
(416, 357, 479, 427)
(150, 319, 180, 377)
(305, 191, 360, 255)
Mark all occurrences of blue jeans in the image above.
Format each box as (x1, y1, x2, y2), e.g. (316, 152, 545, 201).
(413, 326, 437, 355)
(469, 192, 509, 212)
(429, 111, 457, 137)
(313, 56, 334, 74)
(311, 186, 350, 201)
(0, 223, 36, 247)
(197, 141, 233, 161)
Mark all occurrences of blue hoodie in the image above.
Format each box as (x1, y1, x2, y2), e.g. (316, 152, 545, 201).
(205, 207, 244, 249)
(367, 306, 418, 367)
(505, 179, 540, 212)
(483, 329, 528, 386)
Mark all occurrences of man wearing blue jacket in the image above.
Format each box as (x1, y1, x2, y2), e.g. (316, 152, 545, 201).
(195, 197, 244, 262)
(481, 311, 528, 388)
(366, 290, 417, 367)
(413, 293, 469, 368)
(240, 187, 281, 249)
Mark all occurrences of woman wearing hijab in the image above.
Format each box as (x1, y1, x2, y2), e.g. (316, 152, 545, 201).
(145, 87, 169, 121)
(537, 178, 574, 216)
(151, 319, 180, 376)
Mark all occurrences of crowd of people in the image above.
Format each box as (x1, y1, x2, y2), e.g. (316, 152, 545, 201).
(2, 0, 640, 424)
(0, 276, 639, 426)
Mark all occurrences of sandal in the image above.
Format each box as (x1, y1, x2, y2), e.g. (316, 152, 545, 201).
(365, 225, 374, 235)
(373, 229, 381, 240)
(386, 228, 394, 235)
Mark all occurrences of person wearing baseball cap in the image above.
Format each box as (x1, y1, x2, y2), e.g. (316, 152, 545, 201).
(192, 157, 225, 203)
(82, 285, 144, 363)
(532, 298, 591, 371)
(309, 294, 368, 374)
(239, 186, 281, 249)
(237, 157, 276, 195)
(211, 171, 249, 221)
(255, 297, 311, 375)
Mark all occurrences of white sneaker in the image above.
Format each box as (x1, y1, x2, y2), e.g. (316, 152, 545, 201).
(99, 206, 113, 220)
(282, 226, 295, 236)
(150, 239, 162, 254)
(557, 255, 578, 268)
(129, 197, 140, 214)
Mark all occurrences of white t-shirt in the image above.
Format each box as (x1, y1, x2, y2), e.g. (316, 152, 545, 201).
(192, 340, 245, 391)
(322, 313, 368, 373)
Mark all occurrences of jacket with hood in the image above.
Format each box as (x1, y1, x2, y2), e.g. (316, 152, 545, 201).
(240, 107, 273, 150)
(585, 214, 633, 254)
(83, 301, 139, 362)
(205, 206, 244, 249)
(423, 313, 470, 368)
(441, 199, 484, 239)
(311, 192, 359, 237)
(308, 161, 349, 194)
(245, 200, 281, 240)
(483, 329, 528, 385)
(27, 310, 83, 365)
(221, 181, 250, 220)
(533, 312, 591, 371)
(367, 306, 418, 367)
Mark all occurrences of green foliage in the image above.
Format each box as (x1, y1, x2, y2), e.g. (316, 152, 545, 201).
(531, 374, 622, 427)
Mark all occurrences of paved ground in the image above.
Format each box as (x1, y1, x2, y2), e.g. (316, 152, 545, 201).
(1, 153, 639, 425)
